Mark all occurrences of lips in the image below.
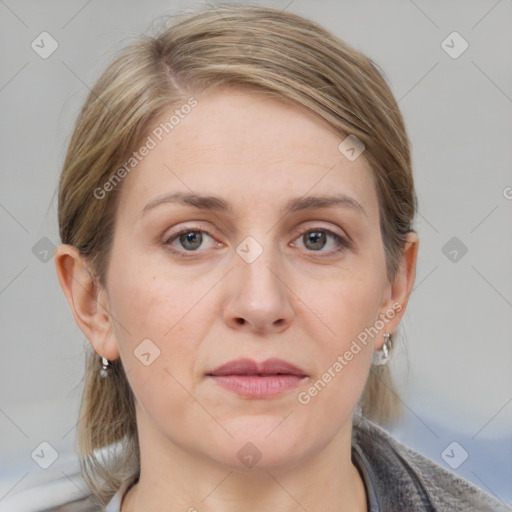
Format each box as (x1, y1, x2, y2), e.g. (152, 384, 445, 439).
(206, 358, 307, 398)
(207, 358, 307, 377)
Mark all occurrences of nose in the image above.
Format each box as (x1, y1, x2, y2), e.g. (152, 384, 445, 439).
(222, 250, 294, 335)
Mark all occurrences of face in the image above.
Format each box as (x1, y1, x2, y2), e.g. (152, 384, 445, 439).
(100, 87, 404, 471)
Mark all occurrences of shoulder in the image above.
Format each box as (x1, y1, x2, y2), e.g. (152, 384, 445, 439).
(352, 417, 512, 512)
(48, 475, 136, 512)
(46, 494, 102, 511)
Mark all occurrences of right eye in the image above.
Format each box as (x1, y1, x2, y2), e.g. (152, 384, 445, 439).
(163, 226, 222, 257)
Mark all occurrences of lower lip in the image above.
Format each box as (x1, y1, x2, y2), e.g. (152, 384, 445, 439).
(208, 375, 306, 398)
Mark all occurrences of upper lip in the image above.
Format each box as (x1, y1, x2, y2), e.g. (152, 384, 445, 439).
(207, 358, 307, 377)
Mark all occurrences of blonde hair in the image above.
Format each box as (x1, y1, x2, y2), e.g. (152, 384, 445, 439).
(58, 3, 416, 504)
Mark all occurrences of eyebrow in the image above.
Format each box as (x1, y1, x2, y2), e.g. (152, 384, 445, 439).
(140, 191, 366, 218)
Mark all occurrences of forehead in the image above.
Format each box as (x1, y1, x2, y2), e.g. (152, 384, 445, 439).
(116, 87, 378, 221)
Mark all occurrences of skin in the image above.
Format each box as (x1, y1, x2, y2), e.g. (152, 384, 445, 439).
(55, 87, 418, 512)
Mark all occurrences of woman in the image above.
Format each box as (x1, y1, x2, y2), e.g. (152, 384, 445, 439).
(54, 4, 510, 511)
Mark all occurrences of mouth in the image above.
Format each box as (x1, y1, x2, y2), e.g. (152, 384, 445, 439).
(206, 358, 307, 398)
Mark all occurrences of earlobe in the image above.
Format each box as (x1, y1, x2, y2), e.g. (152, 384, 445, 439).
(54, 244, 120, 360)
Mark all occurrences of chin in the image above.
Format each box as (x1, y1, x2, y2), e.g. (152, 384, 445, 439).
(208, 415, 315, 472)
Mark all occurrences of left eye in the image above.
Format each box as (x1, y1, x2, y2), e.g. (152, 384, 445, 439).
(292, 229, 347, 253)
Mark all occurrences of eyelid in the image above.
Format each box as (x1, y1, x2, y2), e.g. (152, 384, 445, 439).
(294, 220, 348, 237)
(162, 224, 213, 243)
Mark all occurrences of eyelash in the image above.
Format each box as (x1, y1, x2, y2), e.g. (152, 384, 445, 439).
(163, 225, 351, 259)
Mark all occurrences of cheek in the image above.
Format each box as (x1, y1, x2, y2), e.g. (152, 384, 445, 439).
(107, 248, 207, 341)
(299, 263, 384, 347)
(107, 268, 207, 432)
(295, 277, 378, 427)
(293, 260, 384, 401)
(106, 248, 217, 383)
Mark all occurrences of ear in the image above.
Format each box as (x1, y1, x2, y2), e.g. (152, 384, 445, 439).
(377, 232, 419, 348)
(54, 244, 120, 361)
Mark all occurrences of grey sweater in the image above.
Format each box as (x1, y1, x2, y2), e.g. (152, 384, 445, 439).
(351, 417, 511, 511)
(51, 417, 511, 511)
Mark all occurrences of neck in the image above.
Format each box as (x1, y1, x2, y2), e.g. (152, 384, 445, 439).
(122, 409, 367, 512)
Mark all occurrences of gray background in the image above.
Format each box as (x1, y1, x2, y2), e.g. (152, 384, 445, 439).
(1, 0, 511, 509)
